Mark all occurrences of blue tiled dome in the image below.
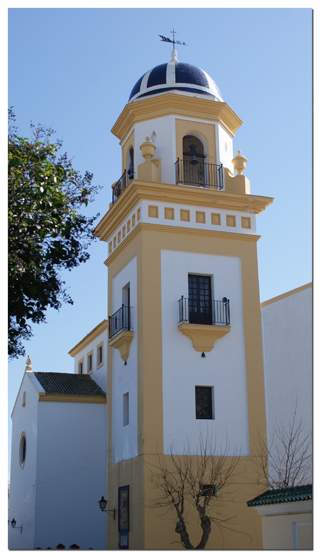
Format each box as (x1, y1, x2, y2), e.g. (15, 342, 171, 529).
(129, 61, 223, 102)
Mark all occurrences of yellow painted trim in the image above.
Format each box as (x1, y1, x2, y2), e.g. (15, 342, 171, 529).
(196, 210, 206, 223)
(261, 282, 312, 308)
(176, 118, 217, 165)
(180, 208, 190, 222)
(39, 393, 106, 404)
(109, 330, 134, 363)
(106, 225, 267, 549)
(164, 207, 174, 220)
(178, 322, 230, 352)
(226, 215, 236, 227)
(105, 222, 260, 267)
(68, 319, 108, 357)
(211, 213, 221, 225)
(111, 93, 243, 140)
(241, 216, 251, 229)
(94, 180, 273, 241)
(148, 205, 159, 218)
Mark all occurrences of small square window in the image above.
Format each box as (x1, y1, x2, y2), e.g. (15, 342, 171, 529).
(97, 345, 103, 366)
(226, 215, 236, 227)
(211, 213, 221, 225)
(87, 353, 93, 373)
(195, 386, 214, 420)
(123, 392, 129, 426)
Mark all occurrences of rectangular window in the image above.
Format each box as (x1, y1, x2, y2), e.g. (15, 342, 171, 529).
(97, 344, 103, 366)
(118, 485, 130, 549)
(123, 392, 129, 426)
(87, 353, 93, 373)
(188, 274, 212, 325)
(78, 360, 83, 375)
(195, 386, 214, 420)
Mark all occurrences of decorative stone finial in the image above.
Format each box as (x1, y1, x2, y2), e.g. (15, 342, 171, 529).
(232, 150, 248, 176)
(140, 137, 156, 160)
(25, 355, 32, 372)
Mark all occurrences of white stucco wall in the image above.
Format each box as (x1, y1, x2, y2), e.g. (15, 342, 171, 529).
(133, 115, 176, 184)
(256, 500, 313, 549)
(261, 285, 312, 477)
(132, 115, 234, 185)
(161, 250, 249, 455)
(73, 329, 108, 391)
(34, 400, 107, 549)
(111, 257, 138, 463)
(216, 123, 234, 171)
(9, 374, 41, 549)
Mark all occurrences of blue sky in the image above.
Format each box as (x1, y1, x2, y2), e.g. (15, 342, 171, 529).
(8, 8, 312, 425)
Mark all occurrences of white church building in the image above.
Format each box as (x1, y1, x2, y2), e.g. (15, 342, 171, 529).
(9, 42, 312, 550)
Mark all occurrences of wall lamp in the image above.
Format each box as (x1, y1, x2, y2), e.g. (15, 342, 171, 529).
(9, 518, 23, 533)
(98, 496, 116, 520)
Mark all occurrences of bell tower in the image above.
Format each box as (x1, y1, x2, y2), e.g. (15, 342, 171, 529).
(95, 47, 273, 550)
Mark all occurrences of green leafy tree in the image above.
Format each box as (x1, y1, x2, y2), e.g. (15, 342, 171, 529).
(8, 109, 100, 358)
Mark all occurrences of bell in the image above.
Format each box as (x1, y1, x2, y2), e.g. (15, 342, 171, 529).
(190, 153, 199, 166)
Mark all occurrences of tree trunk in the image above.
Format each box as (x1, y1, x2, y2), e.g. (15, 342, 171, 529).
(195, 513, 211, 549)
(175, 517, 194, 549)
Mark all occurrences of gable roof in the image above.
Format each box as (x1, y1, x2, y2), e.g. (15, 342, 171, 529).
(247, 484, 312, 507)
(34, 372, 105, 397)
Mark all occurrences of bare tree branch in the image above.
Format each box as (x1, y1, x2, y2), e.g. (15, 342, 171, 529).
(148, 437, 240, 549)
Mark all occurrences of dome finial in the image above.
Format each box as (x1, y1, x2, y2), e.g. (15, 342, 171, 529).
(25, 355, 32, 372)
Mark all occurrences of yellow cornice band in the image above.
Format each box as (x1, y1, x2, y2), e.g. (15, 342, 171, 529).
(111, 93, 243, 140)
(69, 319, 108, 357)
(94, 180, 273, 242)
(39, 393, 106, 404)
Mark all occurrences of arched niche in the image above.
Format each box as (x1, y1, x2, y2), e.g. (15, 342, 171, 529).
(182, 134, 207, 186)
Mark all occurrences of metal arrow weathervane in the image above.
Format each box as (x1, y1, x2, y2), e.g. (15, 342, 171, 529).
(159, 28, 187, 61)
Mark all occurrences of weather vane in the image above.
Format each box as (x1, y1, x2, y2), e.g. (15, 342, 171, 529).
(159, 28, 187, 61)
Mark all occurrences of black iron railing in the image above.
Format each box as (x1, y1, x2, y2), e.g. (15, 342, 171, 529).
(178, 296, 230, 326)
(175, 158, 224, 190)
(108, 305, 132, 339)
(112, 170, 134, 205)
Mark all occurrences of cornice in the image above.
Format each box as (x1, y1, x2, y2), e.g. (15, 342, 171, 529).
(69, 319, 108, 357)
(39, 393, 106, 404)
(94, 180, 273, 242)
(111, 93, 243, 140)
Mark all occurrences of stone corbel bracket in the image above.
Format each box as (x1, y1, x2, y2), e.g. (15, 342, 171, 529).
(109, 330, 134, 364)
(178, 323, 230, 353)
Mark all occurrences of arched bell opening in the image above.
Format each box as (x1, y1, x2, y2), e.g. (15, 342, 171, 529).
(127, 146, 134, 180)
(182, 135, 207, 186)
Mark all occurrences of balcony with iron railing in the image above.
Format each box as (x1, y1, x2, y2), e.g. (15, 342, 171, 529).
(178, 296, 230, 326)
(175, 157, 224, 190)
(108, 305, 133, 365)
(111, 158, 224, 205)
(177, 296, 231, 354)
(112, 170, 134, 205)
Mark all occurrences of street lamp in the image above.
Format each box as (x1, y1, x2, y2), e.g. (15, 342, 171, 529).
(98, 496, 116, 520)
(9, 518, 23, 533)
